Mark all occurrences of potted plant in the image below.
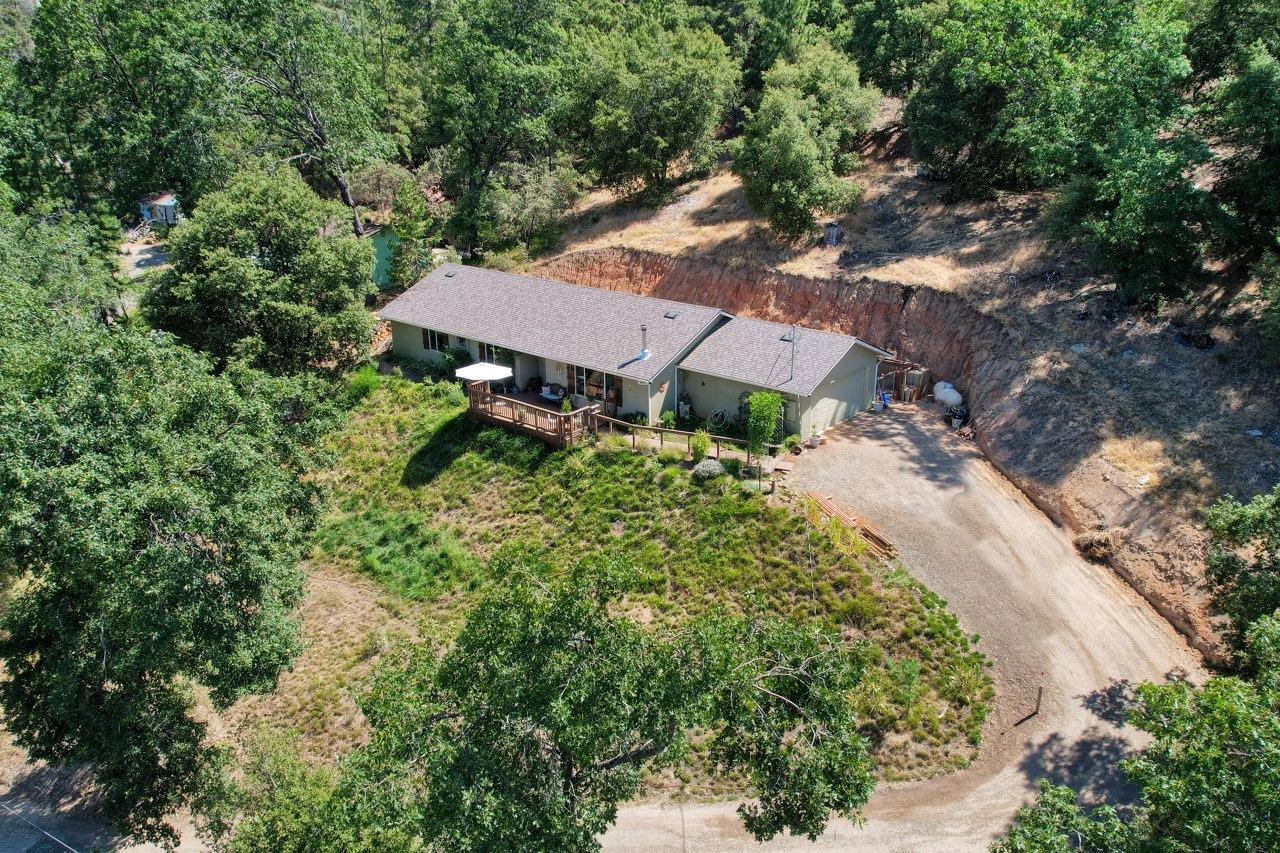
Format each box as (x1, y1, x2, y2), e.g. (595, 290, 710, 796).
(808, 426, 820, 448)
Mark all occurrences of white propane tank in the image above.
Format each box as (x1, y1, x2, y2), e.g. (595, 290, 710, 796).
(933, 381, 963, 408)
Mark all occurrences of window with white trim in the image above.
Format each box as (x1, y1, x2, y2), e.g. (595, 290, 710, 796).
(422, 329, 450, 351)
(571, 366, 618, 403)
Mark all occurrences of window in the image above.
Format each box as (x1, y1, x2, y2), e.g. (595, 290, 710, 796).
(571, 366, 619, 404)
(422, 329, 450, 351)
(477, 342, 514, 366)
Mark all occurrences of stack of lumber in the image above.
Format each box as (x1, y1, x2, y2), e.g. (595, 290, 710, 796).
(805, 492, 898, 559)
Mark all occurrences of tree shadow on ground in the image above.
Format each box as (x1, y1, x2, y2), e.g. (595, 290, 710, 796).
(686, 182, 753, 229)
(402, 413, 550, 488)
(1080, 679, 1138, 726)
(1018, 726, 1138, 807)
(5, 764, 100, 812)
(823, 407, 969, 490)
(1, 763, 126, 849)
(401, 410, 479, 487)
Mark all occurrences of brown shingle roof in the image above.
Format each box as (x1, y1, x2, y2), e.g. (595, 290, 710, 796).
(678, 317, 888, 397)
(379, 264, 726, 383)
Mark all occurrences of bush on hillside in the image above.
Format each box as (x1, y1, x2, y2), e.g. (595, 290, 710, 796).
(691, 458, 725, 481)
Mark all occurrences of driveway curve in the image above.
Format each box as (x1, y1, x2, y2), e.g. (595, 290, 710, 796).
(605, 404, 1202, 852)
(0, 405, 1203, 852)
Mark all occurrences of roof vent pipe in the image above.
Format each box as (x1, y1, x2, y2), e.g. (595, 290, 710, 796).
(641, 324, 647, 351)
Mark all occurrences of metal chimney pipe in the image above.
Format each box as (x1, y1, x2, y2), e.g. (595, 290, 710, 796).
(790, 325, 796, 381)
(641, 324, 648, 351)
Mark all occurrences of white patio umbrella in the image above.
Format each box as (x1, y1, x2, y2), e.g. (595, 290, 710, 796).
(455, 361, 514, 383)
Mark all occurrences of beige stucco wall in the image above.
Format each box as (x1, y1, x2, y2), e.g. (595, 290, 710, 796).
(618, 377, 649, 420)
(390, 320, 444, 365)
(798, 346, 879, 435)
(648, 363, 678, 423)
(679, 369, 802, 433)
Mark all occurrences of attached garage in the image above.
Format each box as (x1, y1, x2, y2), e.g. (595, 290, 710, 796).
(802, 354, 875, 435)
(678, 317, 890, 436)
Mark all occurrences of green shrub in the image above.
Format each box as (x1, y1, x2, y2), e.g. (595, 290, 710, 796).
(691, 458, 725, 481)
(658, 465, 682, 488)
(735, 91, 859, 238)
(479, 245, 531, 271)
(388, 353, 440, 378)
(721, 457, 743, 478)
(659, 410, 677, 429)
(346, 364, 382, 404)
(734, 43, 876, 238)
(441, 345, 474, 372)
(561, 396, 573, 413)
(746, 391, 784, 457)
(654, 446, 684, 465)
(783, 433, 803, 452)
(690, 429, 711, 462)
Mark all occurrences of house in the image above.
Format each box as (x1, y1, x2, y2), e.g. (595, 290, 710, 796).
(380, 264, 724, 423)
(138, 191, 180, 227)
(380, 264, 892, 434)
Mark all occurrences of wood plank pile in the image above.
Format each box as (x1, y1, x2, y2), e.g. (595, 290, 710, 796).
(805, 492, 898, 559)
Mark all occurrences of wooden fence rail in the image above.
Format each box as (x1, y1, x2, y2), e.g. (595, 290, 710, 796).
(465, 382, 783, 455)
(589, 412, 782, 457)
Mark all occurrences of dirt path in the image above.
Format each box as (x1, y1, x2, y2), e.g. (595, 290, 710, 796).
(603, 403, 1203, 851)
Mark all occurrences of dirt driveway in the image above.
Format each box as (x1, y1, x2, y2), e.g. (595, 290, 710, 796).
(0, 404, 1203, 852)
(604, 403, 1203, 851)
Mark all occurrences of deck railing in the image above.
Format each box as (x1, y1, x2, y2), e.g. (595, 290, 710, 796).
(590, 412, 781, 457)
(465, 381, 783, 455)
(465, 381, 596, 448)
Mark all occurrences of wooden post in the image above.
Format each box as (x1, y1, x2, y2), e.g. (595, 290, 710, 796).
(632, 430, 637, 450)
(1014, 685, 1045, 727)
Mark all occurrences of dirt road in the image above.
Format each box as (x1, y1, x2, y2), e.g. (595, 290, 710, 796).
(603, 404, 1203, 851)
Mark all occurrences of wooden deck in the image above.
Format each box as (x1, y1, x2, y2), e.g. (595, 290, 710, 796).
(465, 381, 788, 455)
(465, 382, 596, 448)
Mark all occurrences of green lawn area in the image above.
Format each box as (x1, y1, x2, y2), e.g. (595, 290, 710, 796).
(311, 375, 993, 787)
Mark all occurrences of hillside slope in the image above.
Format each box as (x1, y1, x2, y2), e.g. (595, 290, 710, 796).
(534, 129, 1280, 663)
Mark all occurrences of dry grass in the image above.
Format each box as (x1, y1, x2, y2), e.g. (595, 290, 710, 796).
(1102, 435, 1168, 483)
(221, 567, 429, 767)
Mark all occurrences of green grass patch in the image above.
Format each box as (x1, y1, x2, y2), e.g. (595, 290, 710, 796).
(314, 377, 993, 783)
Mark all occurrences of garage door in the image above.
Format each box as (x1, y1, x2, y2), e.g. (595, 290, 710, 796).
(808, 366, 868, 432)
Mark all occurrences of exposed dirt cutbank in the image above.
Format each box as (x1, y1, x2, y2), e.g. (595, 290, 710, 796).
(534, 247, 1224, 662)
